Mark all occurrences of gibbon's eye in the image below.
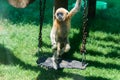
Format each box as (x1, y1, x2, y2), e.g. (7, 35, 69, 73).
(57, 12, 63, 16)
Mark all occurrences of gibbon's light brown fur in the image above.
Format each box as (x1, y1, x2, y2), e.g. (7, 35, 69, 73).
(50, 0, 81, 70)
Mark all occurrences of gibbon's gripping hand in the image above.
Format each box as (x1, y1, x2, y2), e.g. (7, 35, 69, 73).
(68, 0, 81, 18)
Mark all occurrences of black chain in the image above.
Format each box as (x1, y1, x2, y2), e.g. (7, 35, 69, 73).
(80, 0, 88, 64)
(38, 0, 46, 49)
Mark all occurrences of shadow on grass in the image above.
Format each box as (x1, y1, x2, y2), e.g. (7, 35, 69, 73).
(87, 60, 120, 70)
(0, 43, 84, 80)
(86, 76, 110, 80)
(35, 31, 120, 79)
(87, 50, 120, 59)
(36, 69, 109, 80)
(0, 44, 88, 80)
(0, 44, 14, 64)
(36, 69, 86, 80)
(0, 43, 113, 80)
(0, 44, 40, 72)
(93, 36, 120, 44)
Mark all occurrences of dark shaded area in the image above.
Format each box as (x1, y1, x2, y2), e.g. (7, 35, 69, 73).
(87, 60, 120, 70)
(36, 69, 86, 80)
(36, 69, 109, 80)
(93, 36, 120, 44)
(87, 50, 120, 59)
(86, 76, 110, 80)
(0, 44, 14, 64)
(86, 36, 120, 59)
(0, 44, 40, 72)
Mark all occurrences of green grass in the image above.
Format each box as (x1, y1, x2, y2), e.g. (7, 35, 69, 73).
(0, 0, 120, 80)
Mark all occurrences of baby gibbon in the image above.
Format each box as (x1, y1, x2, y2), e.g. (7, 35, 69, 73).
(50, 0, 81, 70)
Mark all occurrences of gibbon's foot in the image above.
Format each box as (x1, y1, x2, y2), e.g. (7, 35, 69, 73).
(64, 44, 70, 52)
(51, 57, 58, 70)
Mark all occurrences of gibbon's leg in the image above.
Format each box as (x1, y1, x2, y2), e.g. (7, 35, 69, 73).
(50, 26, 57, 50)
(58, 43, 70, 57)
(59, 38, 70, 56)
(64, 37, 70, 52)
(56, 42, 61, 58)
(52, 42, 61, 70)
(51, 29, 58, 69)
(64, 43, 70, 53)
(51, 50, 58, 70)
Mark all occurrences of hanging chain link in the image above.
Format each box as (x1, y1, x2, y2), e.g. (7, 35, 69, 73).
(80, 0, 88, 64)
(38, 0, 46, 50)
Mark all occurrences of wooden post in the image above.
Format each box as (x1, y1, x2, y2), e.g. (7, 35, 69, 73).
(54, 0, 68, 13)
(88, 0, 96, 18)
(53, 0, 68, 20)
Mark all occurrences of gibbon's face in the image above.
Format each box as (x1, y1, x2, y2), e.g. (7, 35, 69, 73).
(55, 8, 69, 21)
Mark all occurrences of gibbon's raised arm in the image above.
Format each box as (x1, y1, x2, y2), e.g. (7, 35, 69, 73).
(68, 0, 81, 18)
